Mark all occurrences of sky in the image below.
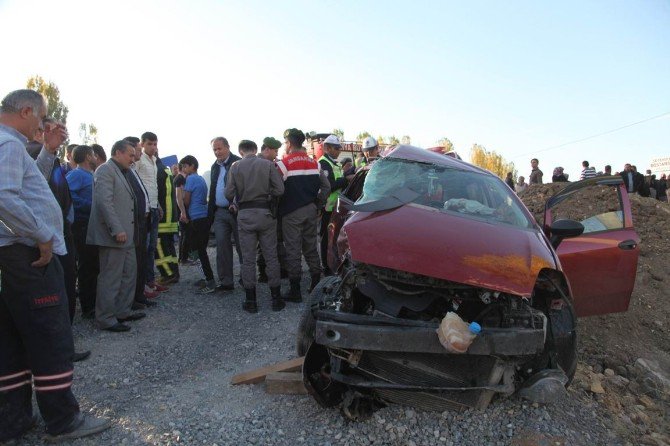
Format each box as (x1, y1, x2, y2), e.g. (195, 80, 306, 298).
(1, 0, 668, 180)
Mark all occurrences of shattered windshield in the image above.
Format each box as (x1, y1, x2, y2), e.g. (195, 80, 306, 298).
(357, 157, 532, 228)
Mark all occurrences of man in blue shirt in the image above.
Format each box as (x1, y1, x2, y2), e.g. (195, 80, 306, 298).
(0, 89, 109, 441)
(181, 155, 216, 293)
(66, 145, 99, 319)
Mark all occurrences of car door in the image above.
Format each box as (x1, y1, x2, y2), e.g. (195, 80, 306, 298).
(327, 169, 368, 271)
(543, 177, 640, 317)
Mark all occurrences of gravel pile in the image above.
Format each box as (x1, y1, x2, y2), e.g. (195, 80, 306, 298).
(10, 246, 629, 446)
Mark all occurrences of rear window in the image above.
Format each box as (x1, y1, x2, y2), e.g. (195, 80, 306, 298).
(358, 157, 532, 228)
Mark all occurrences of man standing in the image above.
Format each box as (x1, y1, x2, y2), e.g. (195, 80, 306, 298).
(225, 140, 285, 312)
(136, 132, 166, 294)
(579, 161, 597, 180)
(180, 155, 217, 294)
(87, 140, 145, 332)
(529, 158, 543, 185)
(358, 136, 380, 170)
(66, 145, 99, 319)
(208, 137, 242, 291)
(0, 89, 109, 441)
(318, 135, 351, 275)
(155, 156, 180, 284)
(277, 129, 330, 302)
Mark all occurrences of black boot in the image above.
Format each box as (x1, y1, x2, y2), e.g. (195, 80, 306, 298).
(270, 286, 285, 311)
(309, 273, 321, 293)
(283, 278, 302, 303)
(258, 266, 268, 283)
(243, 288, 258, 313)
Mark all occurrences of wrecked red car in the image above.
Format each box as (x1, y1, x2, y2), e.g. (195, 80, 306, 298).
(298, 145, 639, 419)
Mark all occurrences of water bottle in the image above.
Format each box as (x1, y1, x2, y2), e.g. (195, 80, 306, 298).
(436, 312, 481, 353)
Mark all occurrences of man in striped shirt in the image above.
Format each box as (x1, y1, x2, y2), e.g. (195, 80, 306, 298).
(580, 161, 597, 180)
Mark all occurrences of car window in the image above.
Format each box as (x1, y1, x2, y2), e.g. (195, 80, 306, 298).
(357, 157, 532, 228)
(550, 185, 623, 234)
(344, 170, 367, 201)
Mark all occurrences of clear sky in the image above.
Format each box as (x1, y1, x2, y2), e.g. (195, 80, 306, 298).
(1, 0, 668, 180)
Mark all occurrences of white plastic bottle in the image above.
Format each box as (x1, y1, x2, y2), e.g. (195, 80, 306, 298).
(436, 312, 482, 353)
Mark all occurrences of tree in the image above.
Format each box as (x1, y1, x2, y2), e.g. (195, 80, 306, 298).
(469, 144, 517, 179)
(26, 75, 69, 123)
(376, 135, 386, 145)
(401, 135, 411, 145)
(437, 137, 454, 153)
(79, 123, 99, 145)
(387, 135, 400, 145)
(332, 128, 345, 141)
(356, 131, 371, 142)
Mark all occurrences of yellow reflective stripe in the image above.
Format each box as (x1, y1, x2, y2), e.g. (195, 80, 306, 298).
(319, 156, 344, 211)
(154, 241, 177, 275)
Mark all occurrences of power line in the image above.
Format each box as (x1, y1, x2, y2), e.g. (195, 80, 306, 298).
(511, 111, 670, 159)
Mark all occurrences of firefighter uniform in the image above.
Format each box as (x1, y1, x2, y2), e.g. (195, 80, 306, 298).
(225, 141, 285, 312)
(156, 158, 179, 283)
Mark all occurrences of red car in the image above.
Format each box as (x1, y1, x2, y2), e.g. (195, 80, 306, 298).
(298, 145, 639, 419)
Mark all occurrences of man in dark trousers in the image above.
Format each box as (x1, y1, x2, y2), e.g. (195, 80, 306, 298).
(207, 136, 242, 293)
(0, 89, 110, 442)
(156, 155, 180, 284)
(225, 140, 285, 312)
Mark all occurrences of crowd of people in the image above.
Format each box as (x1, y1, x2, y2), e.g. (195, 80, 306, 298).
(0, 89, 387, 442)
(507, 158, 669, 201)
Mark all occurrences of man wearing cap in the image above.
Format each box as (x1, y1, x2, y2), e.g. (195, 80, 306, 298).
(276, 129, 330, 302)
(225, 140, 285, 312)
(318, 135, 353, 275)
(359, 136, 380, 170)
(257, 137, 287, 282)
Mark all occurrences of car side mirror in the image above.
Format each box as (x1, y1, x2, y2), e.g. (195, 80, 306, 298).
(550, 219, 585, 249)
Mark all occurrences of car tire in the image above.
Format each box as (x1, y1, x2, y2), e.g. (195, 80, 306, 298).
(296, 276, 341, 357)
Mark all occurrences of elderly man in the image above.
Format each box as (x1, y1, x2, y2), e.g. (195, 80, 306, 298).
(0, 89, 110, 441)
(207, 136, 242, 293)
(225, 140, 285, 312)
(87, 140, 146, 332)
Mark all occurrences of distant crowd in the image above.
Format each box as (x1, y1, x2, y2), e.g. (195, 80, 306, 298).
(505, 158, 669, 202)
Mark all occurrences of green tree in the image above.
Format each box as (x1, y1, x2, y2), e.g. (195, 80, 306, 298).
(401, 135, 411, 145)
(356, 131, 371, 142)
(79, 123, 99, 145)
(332, 128, 345, 141)
(469, 144, 517, 179)
(376, 135, 386, 145)
(437, 137, 454, 153)
(26, 75, 69, 123)
(387, 135, 400, 145)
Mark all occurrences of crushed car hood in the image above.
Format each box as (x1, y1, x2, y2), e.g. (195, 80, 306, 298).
(343, 204, 556, 298)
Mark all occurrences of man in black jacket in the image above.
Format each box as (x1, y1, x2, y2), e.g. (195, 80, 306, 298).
(207, 137, 242, 293)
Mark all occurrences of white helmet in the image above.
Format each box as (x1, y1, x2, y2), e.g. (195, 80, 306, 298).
(362, 136, 378, 151)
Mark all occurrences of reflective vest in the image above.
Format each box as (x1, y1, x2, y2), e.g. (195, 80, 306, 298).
(319, 155, 343, 212)
(355, 156, 368, 169)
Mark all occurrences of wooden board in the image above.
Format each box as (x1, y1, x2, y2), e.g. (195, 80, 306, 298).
(230, 357, 304, 385)
(265, 372, 308, 395)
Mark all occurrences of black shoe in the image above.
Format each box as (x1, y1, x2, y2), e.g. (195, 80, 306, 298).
(309, 273, 321, 293)
(135, 298, 157, 307)
(243, 288, 258, 313)
(132, 301, 146, 310)
(270, 286, 285, 311)
(283, 278, 302, 303)
(103, 323, 131, 332)
(81, 310, 95, 320)
(118, 312, 146, 322)
(45, 413, 111, 442)
(280, 269, 289, 279)
(258, 269, 268, 283)
(216, 283, 234, 292)
(323, 268, 334, 276)
(73, 351, 91, 362)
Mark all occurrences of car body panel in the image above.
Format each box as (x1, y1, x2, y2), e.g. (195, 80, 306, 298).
(343, 204, 556, 298)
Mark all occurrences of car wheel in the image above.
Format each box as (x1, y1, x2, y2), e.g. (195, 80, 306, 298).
(296, 275, 341, 357)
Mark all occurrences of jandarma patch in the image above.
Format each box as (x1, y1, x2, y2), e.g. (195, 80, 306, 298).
(30, 294, 60, 308)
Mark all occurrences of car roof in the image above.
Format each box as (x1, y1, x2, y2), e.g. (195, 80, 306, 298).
(383, 144, 491, 176)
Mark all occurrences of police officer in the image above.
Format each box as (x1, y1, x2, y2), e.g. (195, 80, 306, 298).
(257, 137, 287, 283)
(359, 136, 380, 169)
(276, 129, 330, 301)
(225, 140, 285, 313)
(318, 135, 353, 275)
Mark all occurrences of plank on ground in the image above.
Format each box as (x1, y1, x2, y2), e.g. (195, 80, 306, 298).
(230, 357, 304, 385)
(265, 372, 308, 395)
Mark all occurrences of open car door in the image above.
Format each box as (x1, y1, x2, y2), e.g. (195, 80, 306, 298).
(544, 177, 640, 317)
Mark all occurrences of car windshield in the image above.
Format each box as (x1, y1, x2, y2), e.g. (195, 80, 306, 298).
(357, 157, 532, 228)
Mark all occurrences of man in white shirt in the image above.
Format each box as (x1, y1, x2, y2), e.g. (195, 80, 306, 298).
(135, 132, 166, 293)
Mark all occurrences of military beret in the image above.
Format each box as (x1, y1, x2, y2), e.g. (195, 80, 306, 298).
(283, 128, 305, 140)
(263, 137, 282, 150)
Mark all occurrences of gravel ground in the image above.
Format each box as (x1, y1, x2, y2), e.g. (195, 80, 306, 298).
(9, 247, 625, 446)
